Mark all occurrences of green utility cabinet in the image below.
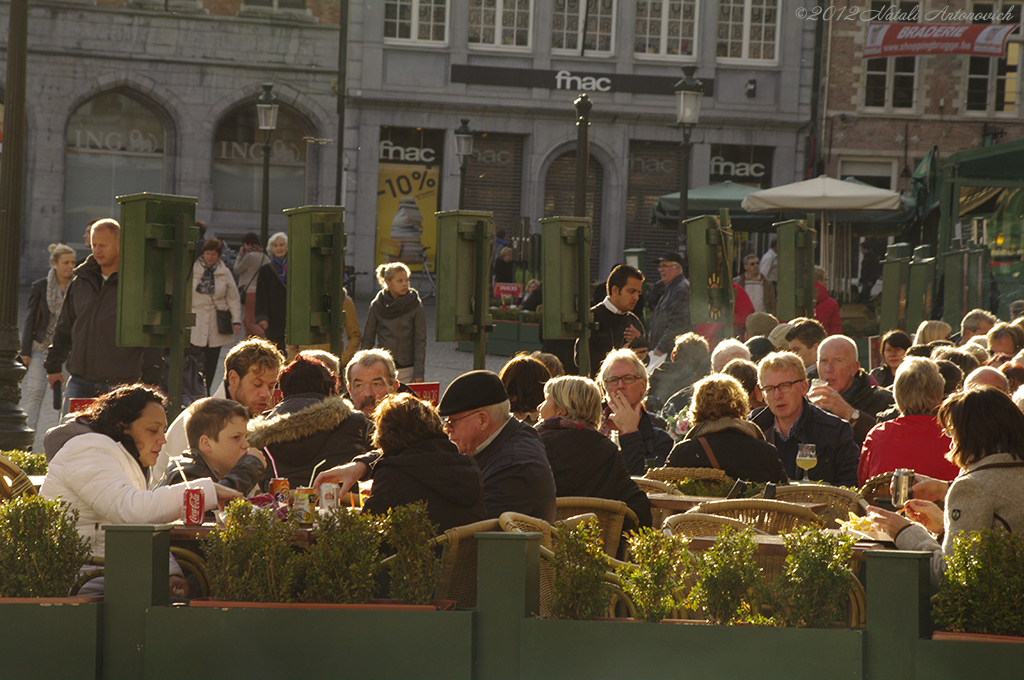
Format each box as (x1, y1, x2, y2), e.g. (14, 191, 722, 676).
(540, 216, 593, 376)
(880, 243, 912, 333)
(775, 217, 817, 321)
(283, 206, 346, 352)
(906, 245, 936, 332)
(687, 213, 735, 336)
(940, 241, 991, 330)
(434, 210, 495, 343)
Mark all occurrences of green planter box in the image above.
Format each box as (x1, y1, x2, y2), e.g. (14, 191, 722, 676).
(142, 605, 475, 679)
(457, 317, 541, 356)
(519, 619, 863, 680)
(1, 599, 103, 680)
(916, 638, 1024, 676)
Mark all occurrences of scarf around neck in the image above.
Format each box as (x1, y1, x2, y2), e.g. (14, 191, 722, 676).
(196, 259, 217, 295)
(271, 255, 288, 284)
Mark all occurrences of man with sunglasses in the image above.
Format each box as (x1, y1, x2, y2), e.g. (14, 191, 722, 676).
(598, 349, 673, 475)
(750, 352, 858, 486)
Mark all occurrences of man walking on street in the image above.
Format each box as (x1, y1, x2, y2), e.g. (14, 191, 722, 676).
(647, 252, 691, 373)
(45, 219, 162, 405)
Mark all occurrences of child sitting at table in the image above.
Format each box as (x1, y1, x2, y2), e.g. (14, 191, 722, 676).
(163, 397, 266, 496)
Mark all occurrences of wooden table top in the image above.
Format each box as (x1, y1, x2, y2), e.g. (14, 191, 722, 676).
(646, 493, 827, 514)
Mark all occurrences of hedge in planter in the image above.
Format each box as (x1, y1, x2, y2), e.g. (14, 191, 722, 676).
(386, 501, 442, 605)
(616, 527, 691, 623)
(0, 494, 90, 597)
(933, 529, 1024, 637)
(550, 516, 611, 621)
(686, 526, 760, 624)
(300, 508, 384, 604)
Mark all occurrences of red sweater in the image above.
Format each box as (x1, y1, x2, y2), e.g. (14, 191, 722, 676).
(858, 415, 960, 487)
(814, 282, 842, 335)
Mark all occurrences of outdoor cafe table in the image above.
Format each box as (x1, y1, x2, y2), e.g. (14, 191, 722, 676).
(646, 493, 828, 515)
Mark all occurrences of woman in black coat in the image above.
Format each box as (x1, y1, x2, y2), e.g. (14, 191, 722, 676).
(665, 374, 787, 483)
(254, 231, 288, 355)
(535, 376, 652, 529)
(362, 393, 487, 533)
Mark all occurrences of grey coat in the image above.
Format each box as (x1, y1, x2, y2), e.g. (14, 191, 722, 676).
(360, 288, 426, 380)
(648, 274, 692, 355)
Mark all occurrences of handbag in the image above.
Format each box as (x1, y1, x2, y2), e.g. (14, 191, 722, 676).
(238, 257, 261, 304)
(216, 309, 233, 335)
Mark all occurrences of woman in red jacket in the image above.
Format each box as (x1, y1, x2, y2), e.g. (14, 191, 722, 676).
(813, 266, 842, 336)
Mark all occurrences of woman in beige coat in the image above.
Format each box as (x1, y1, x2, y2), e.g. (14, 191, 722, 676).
(191, 238, 242, 394)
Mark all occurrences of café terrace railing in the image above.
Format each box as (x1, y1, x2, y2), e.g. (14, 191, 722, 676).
(4, 525, 1022, 680)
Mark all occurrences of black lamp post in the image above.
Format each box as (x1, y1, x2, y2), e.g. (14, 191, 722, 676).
(674, 65, 703, 248)
(454, 119, 473, 210)
(257, 83, 280, 247)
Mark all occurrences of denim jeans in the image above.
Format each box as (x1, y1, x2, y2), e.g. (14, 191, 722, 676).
(63, 375, 121, 416)
(19, 351, 68, 453)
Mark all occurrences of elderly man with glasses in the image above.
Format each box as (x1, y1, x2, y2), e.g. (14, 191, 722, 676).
(598, 348, 673, 475)
(750, 352, 859, 486)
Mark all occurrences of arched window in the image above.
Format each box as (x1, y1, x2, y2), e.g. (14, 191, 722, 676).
(543, 150, 604, 273)
(212, 105, 308, 214)
(64, 92, 165, 242)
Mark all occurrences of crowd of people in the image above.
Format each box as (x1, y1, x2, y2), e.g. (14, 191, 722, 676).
(21, 225, 1024, 594)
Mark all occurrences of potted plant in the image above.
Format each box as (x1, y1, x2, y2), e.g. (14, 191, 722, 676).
(0, 494, 91, 598)
(3, 449, 48, 475)
(299, 507, 384, 604)
(202, 498, 300, 604)
(932, 529, 1024, 642)
(386, 501, 442, 606)
(685, 526, 760, 624)
(550, 516, 611, 620)
(615, 527, 690, 623)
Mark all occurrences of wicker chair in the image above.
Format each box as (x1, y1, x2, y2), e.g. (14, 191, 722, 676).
(171, 547, 211, 598)
(554, 497, 639, 559)
(0, 453, 38, 501)
(687, 498, 823, 535)
(770, 485, 868, 526)
(431, 518, 501, 609)
(644, 466, 730, 485)
(859, 471, 894, 504)
(663, 512, 767, 538)
(632, 477, 683, 529)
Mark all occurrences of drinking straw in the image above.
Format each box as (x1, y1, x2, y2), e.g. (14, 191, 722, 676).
(309, 459, 327, 488)
(172, 457, 189, 483)
(264, 447, 279, 478)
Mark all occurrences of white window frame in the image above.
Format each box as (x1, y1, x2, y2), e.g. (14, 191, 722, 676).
(552, 0, 617, 57)
(965, 1, 1022, 116)
(467, 0, 534, 52)
(383, 0, 450, 46)
(715, 0, 780, 66)
(239, 0, 313, 20)
(862, 2, 918, 112)
(633, 0, 699, 61)
(839, 158, 897, 191)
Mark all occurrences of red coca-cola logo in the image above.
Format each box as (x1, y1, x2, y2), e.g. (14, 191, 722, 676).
(184, 489, 204, 523)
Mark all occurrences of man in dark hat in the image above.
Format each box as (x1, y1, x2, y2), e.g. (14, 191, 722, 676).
(647, 251, 692, 372)
(437, 370, 556, 523)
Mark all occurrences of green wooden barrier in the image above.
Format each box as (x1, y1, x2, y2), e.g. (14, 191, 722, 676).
(283, 205, 346, 352)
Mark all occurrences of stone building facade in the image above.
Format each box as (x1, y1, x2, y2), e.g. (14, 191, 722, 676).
(4, 0, 819, 283)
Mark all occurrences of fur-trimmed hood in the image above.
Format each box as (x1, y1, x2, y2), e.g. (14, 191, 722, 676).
(246, 394, 358, 449)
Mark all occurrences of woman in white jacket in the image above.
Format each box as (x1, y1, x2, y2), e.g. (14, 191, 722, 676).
(42, 384, 241, 597)
(192, 238, 242, 395)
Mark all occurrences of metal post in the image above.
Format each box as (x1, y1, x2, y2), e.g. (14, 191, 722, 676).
(474, 219, 490, 370)
(678, 124, 693, 249)
(459, 161, 468, 211)
(0, 0, 32, 450)
(260, 130, 272, 248)
(576, 225, 592, 377)
(573, 94, 592, 218)
(166, 213, 191, 420)
(335, 0, 349, 205)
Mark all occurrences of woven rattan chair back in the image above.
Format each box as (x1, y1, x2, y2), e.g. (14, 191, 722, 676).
(771, 485, 867, 526)
(554, 497, 638, 559)
(644, 466, 730, 485)
(0, 453, 38, 501)
(499, 512, 557, 615)
(433, 518, 501, 609)
(688, 498, 823, 535)
(663, 512, 767, 538)
(859, 471, 895, 504)
(632, 477, 683, 529)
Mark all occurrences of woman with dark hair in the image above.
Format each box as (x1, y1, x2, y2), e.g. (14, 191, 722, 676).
(870, 387, 1024, 584)
(536, 375, 652, 529)
(361, 393, 487, 532)
(246, 354, 372, 488)
(42, 384, 240, 596)
(498, 353, 551, 424)
(191, 238, 242, 395)
(665, 374, 787, 483)
(870, 330, 912, 388)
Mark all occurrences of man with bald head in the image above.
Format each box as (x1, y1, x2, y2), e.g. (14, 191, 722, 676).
(808, 335, 894, 445)
(963, 366, 1010, 394)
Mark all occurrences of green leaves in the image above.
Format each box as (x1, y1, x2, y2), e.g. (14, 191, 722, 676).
(934, 529, 1024, 637)
(551, 517, 611, 621)
(3, 449, 47, 475)
(616, 527, 691, 623)
(686, 526, 760, 625)
(0, 495, 90, 597)
(300, 509, 384, 604)
(766, 527, 856, 628)
(386, 502, 441, 606)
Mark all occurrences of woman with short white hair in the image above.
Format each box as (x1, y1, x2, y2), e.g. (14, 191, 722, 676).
(255, 232, 289, 354)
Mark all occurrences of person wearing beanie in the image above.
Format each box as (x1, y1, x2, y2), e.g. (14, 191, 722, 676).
(647, 251, 692, 372)
(745, 311, 779, 340)
(437, 370, 557, 523)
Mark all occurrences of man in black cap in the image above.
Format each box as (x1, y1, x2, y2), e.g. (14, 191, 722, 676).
(647, 251, 692, 372)
(313, 369, 557, 524)
(438, 370, 556, 523)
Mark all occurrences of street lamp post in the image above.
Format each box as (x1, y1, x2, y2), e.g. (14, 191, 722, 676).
(454, 119, 473, 210)
(675, 65, 704, 249)
(257, 83, 280, 247)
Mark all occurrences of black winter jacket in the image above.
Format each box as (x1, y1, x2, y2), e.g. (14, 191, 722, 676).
(363, 435, 488, 533)
(254, 262, 287, 345)
(163, 451, 266, 495)
(20, 277, 50, 357)
(750, 401, 859, 487)
(246, 393, 373, 488)
(537, 420, 652, 529)
(474, 418, 557, 523)
(837, 370, 895, 445)
(666, 419, 788, 483)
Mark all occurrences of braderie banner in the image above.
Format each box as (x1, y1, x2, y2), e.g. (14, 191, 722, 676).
(863, 22, 1020, 58)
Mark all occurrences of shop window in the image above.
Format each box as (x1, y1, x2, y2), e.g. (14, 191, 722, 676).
(384, 0, 448, 43)
(468, 0, 532, 49)
(966, 2, 1021, 113)
(716, 0, 778, 64)
(634, 0, 697, 59)
(864, 1, 918, 110)
(211, 105, 309, 213)
(64, 91, 165, 243)
(553, 0, 615, 55)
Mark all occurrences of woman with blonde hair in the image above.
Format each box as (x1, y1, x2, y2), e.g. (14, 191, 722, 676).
(664, 374, 787, 482)
(914, 319, 952, 345)
(535, 375, 652, 528)
(359, 262, 426, 383)
(20, 243, 76, 452)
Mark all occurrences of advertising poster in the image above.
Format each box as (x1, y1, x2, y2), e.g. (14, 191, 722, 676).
(375, 162, 438, 271)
